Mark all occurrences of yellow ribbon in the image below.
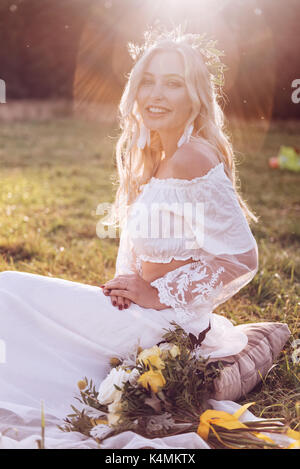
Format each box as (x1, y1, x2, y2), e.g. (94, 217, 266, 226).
(197, 403, 253, 440)
(287, 440, 300, 449)
(286, 428, 300, 449)
(197, 403, 275, 447)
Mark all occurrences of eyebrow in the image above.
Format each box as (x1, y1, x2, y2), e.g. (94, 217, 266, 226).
(143, 72, 185, 80)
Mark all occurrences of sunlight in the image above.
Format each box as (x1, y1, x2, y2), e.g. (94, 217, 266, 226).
(73, 0, 277, 148)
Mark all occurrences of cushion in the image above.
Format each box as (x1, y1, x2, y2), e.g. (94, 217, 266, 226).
(210, 322, 291, 401)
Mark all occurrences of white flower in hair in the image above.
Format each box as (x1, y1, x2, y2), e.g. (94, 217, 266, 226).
(127, 23, 228, 89)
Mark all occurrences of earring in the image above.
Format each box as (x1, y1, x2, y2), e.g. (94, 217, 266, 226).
(137, 120, 151, 149)
(177, 122, 194, 148)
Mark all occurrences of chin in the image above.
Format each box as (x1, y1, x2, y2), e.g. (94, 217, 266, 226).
(145, 120, 171, 131)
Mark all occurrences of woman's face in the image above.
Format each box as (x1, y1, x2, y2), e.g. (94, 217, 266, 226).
(136, 50, 193, 136)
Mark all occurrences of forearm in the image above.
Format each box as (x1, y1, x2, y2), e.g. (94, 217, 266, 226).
(150, 285, 172, 311)
(149, 249, 258, 314)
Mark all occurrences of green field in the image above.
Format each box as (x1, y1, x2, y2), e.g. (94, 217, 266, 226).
(0, 116, 299, 429)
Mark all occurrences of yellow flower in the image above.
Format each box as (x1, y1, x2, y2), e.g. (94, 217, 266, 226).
(110, 357, 122, 367)
(137, 368, 166, 393)
(143, 354, 165, 370)
(137, 345, 161, 364)
(77, 379, 88, 390)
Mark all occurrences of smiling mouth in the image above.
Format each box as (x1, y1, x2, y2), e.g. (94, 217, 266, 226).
(146, 107, 171, 117)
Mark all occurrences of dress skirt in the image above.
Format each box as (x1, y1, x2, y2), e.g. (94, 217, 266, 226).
(0, 270, 251, 449)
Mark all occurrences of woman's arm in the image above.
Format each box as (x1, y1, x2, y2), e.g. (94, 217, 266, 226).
(150, 246, 258, 322)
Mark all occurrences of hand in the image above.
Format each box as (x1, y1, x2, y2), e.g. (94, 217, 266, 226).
(100, 282, 132, 310)
(111, 294, 131, 310)
(101, 274, 168, 310)
(105, 290, 132, 310)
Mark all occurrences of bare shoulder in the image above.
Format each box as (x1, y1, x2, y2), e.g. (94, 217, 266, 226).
(171, 139, 221, 179)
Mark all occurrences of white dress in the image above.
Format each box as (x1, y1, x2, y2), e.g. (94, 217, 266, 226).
(0, 162, 266, 449)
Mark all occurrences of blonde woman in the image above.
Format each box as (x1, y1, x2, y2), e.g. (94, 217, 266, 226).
(0, 27, 259, 448)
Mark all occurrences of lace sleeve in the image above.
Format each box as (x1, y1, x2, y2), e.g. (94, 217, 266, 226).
(114, 223, 139, 277)
(150, 168, 259, 324)
(150, 246, 258, 324)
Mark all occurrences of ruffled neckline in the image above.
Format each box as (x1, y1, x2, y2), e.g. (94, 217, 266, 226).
(139, 162, 224, 191)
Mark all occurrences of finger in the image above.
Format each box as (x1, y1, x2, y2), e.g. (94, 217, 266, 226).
(102, 274, 135, 289)
(103, 289, 119, 304)
(117, 296, 131, 310)
(116, 296, 125, 310)
(104, 285, 127, 295)
(102, 287, 131, 307)
(110, 294, 118, 307)
(123, 298, 131, 309)
(107, 289, 133, 301)
(104, 281, 125, 290)
(103, 282, 119, 291)
(108, 293, 124, 309)
(104, 278, 131, 289)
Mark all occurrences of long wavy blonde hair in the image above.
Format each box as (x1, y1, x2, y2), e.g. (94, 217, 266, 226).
(104, 26, 259, 232)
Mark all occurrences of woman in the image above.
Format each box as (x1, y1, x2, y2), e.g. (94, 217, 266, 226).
(0, 27, 259, 449)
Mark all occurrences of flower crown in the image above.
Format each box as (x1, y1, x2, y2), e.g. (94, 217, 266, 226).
(127, 23, 229, 90)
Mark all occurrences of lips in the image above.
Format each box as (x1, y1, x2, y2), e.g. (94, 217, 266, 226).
(146, 106, 171, 112)
(146, 106, 172, 118)
(146, 109, 171, 118)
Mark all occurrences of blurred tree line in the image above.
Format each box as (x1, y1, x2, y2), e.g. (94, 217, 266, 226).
(0, 0, 299, 119)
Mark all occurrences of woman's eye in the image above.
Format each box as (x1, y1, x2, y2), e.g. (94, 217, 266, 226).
(167, 81, 181, 87)
(140, 80, 181, 87)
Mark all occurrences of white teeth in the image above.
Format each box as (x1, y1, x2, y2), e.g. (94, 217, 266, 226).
(148, 107, 169, 113)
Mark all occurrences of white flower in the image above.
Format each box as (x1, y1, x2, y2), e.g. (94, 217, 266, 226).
(107, 391, 123, 413)
(97, 367, 130, 405)
(121, 338, 141, 368)
(158, 343, 180, 358)
(107, 412, 121, 426)
(106, 389, 123, 427)
(128, 368, 140, 386)
(90, 424, 113, 439)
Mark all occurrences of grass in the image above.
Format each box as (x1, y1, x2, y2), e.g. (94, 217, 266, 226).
(0, 113, 299, 433)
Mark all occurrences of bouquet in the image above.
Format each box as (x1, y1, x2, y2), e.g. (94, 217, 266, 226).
(58, 321, 300, 449)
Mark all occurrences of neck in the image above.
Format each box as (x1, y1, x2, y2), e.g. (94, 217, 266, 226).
(158, 127, 185, 160)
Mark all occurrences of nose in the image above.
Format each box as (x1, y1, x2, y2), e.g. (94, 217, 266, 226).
(149, 81, 165, 99)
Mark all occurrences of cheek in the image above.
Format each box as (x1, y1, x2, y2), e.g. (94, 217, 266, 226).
(136, 88, 148, 105)
(171, 101, 192, 122)
(171, 90, 192, 110)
